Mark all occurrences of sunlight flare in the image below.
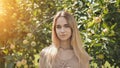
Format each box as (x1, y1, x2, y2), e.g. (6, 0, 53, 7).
(0, 0, 6, 16)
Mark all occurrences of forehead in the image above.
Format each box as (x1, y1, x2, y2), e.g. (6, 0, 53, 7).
(56, 17, 68, 25)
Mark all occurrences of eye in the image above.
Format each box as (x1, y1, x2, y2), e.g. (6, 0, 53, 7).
(56, 25, 61, 29)
(64, 24, 70, 28)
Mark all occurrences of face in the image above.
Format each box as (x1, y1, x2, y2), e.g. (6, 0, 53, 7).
(55, 17, 72, 41)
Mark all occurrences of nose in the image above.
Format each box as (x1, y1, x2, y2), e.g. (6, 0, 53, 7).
(61, 27, 65, 33)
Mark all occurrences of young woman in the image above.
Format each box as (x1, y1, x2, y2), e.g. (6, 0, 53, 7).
(39, 11, 91, 68)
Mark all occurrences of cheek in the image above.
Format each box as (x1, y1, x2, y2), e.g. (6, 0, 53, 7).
(55, 29, 59, 35)
(67, 28, 72, 35)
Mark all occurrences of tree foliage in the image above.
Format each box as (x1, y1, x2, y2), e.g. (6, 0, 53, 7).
(0, 0, 120, 68)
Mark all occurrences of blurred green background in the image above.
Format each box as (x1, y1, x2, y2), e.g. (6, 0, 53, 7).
(0, 0, 120, 68)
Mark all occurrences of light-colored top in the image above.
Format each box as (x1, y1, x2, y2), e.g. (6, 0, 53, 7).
(39, 46, 80, 68)
(53, 48, 80, 68)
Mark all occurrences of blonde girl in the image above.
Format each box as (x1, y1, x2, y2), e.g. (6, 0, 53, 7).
(39, 11, 91, 68)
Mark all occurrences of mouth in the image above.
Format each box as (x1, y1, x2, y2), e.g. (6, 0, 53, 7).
(60, 34, 66, 37)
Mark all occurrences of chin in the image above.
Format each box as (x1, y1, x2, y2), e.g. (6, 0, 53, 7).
(59, 38, 69, 41)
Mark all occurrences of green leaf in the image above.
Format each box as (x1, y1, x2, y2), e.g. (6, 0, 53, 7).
(102, 23, 108, 28)
(95, 43, 102, 47)
(111, 23, 117, 30)
(87, 21, 94, 28)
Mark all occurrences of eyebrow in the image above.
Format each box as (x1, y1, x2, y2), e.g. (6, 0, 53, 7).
(56, 24, 60, 27)
(56, 23, 69, 26)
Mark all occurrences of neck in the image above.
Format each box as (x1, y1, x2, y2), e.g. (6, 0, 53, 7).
(60, 39, 72, 49)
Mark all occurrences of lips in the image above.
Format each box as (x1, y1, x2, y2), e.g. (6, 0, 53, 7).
(60, 34, 66, 37)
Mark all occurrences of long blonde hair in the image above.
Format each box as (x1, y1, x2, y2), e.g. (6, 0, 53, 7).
(46, 11, 91, 68)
